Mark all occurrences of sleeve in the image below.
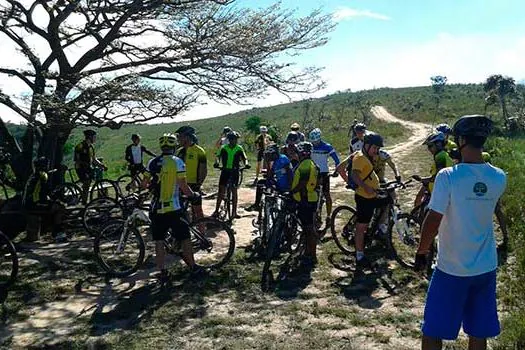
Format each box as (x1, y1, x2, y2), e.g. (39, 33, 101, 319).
(145, 158, 155, 177)
(352, 155, 365, 172)
(435, 153, 449, 171)
(428, 169, 451, 215)
(73, 143, 81, 161)
(198, 147, 207, 163)
(176, 157, 186, 178)
(328, 145, 340, 165)
(125, 145, 132, 162)
(240, 146, 248, 161)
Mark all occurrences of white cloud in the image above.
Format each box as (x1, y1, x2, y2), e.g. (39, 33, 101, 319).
(333, 7, 391, 22)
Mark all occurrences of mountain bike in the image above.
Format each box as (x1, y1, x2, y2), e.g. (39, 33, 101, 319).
(94, 196, 236, 277)
(0, 230, 18, 289)
(216, 166, 247, 223)
(249, 186, 278, 260)
(315, 171, 339, 238)
(116, 170, 148, 197)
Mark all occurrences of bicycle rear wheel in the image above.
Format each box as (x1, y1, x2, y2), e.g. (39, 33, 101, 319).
(190, 217, 235, 269)
(51, 182, 82, 207)
(0, 231, 18, 288)
(94, 220, 145, 277)
(388, 213, 421, 268)
(83, 198, 124, 235)
(117, 174, 141, 197)
(261, 222, 281, 292)
(315, 196, 328, 234)
(330, 205, 357, 255)
(90, 180, 119, 201)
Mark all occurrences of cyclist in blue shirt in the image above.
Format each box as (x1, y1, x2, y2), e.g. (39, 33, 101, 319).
(246, 144, 292, 212)
(309, 128, 340, 226)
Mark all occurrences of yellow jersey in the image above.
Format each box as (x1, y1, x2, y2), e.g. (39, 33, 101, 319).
(291, 159, 319, 203)
(177, 144, 207, 185)
(429, 150, 453, 192)
(352, 151, 380, 199)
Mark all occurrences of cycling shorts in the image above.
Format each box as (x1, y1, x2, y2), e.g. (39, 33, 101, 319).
(296, 202, 316, 226)
(319, 173, 330, 194)
(129, 163, 145, 177)
(257, 149, 265, 162)
(219, 169, 240, 188)
(150, 210, 190, 241)
(75, 168, 93, 183)
(354, 194, 390, 224)
(188, 183, 202, 205)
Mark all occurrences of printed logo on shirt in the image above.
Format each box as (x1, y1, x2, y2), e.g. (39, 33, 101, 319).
(473, 182, 488, 197)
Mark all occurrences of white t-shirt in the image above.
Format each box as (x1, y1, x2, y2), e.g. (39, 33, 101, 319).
(350, 138, 364, 153)
(429, 163, 506, 277)
(131, 145, 142, 164)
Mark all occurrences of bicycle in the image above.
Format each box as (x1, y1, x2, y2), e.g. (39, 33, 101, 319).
(0, 230, 18, 289)
(116, 169, 148, 198)
(215, 166, 247, 223)
(315, 171, 339, 237)
(93, 195, 236, 277)
(249, 185, 282, 260)
(330, 179, 434, 274)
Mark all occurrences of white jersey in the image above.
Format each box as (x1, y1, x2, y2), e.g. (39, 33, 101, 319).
(350, 137, 364, 153)
(428, 163, 506, 277)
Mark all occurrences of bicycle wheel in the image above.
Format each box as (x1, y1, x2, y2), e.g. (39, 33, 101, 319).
(315, 196, 327, 234)
(94, 220, 146, 277)
(388, 213, 422, 268)
(117, 174, 141, 197)
(225, 187, 233, 221)
(330, 205, 357, 255)
(261, 222, 281, 292)
(0, 231, 18, 288)
(190, 217, 235, 269)
(51, 182, 82, 206)
(83, 198, 124, 235)
(90, 180, 119, 201)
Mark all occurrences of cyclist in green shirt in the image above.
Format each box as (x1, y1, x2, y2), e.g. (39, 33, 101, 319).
(212, 132, 250, 219)
(436, 123, 457, 153)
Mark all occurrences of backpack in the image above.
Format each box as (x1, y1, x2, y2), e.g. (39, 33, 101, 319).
(346, 152, 375, 190)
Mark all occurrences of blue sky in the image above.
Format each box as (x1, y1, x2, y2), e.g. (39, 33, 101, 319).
(1, 0, 525, 123)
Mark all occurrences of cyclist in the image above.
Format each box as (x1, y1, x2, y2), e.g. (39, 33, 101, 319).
(348, 118, 359, 139)
(212, 131, 250, 219)
(282, 131, 300, 167)
(309, 128, 340, 226)
(414, 132, 453, 208)
(436, 123, 457, 153)
(350, 123, 367, 153)
(176, 126, 207, 221)
(23, 157, 66, 242)
(349, 132, 388, 267)
(144, 133, 203, 283)
(246, 144, 292, 212)
(291, 141, 320, 268)
(74, 129, 106, 204)
(415, 115, 506, 350)
(254, 125, 273, 185)
(125, 134, 156, 177)
(215, 126, 232, 149)
(290, 122, 306, 142)
(373, 149, 401, 184)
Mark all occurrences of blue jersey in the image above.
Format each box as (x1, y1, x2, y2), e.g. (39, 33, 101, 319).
(271, 154, 291, 191)
(311, 140, 340, 173)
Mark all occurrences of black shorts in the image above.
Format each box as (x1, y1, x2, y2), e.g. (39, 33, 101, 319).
(319, 173, 330, 194)
(188, 183, 202, 205)
(257, 150, 264, 162)
(129, 164, 145, 177)
(75, 168, 93, 183)
(150, 210, 190, 241)
(219, 169, 240, 188)
(296, 202, 316, 226)
(354, 194, 390, 224)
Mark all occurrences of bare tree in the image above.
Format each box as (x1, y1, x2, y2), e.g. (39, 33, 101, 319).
(0, 0, 334, 188)
(483, 74, 516, 127)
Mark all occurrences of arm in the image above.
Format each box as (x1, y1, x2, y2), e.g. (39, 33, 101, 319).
(125, 145, 132, 163)
(336, 156, 350, 183)
(417, 210, 443, 254)
(240, 147, 249, 166)
(352, 169, 375, 195)
(143, 146, 156, 158)
(178, 177, 196, 197)
(386, 158, 400, 178)
(329, 147, 340, 167)
(197, 152, 208, 185)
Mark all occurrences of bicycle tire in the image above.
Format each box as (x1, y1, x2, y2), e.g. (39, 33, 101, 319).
(190, 217, 235, 269)
(330, 205, 357, 255)
(117, 174, 142, 198)
(261, 219, 282, 292)
(388, 213, 422, 269)
(51, 182, 83, 207)
(94, 220, 146, 277)
(225, 187, 233, 222)
(89, 180, 119, 201)
(83, 198, 124, 235)
(0, 230, 18, 288)
(315, 196, 327, 233)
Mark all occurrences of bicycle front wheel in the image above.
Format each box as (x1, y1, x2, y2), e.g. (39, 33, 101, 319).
(330, 205, 357, 255)
(117, 174, 141, 197)
(83, 198, 124, 235)
(190, 217, 235, 269)
(94, 220, 145, 277)
(261, 222, 281, 292)
(52, 182, 82, 207)
(0, 231, 18, 288)
(90, 180, 119, 201)
(388, 213, 422, 269)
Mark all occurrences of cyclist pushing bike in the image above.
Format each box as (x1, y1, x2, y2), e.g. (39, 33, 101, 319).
(143, 133, 204, 283)
(212, 131, 250, 219)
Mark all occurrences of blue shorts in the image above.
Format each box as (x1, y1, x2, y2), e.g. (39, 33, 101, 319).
(422, 269, 500, 340)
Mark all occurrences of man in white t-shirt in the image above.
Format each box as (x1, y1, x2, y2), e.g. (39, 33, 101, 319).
(415, 115, 506, 350)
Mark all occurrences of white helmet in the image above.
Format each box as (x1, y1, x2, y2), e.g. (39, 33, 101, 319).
(260, 125, 268, 133)
(309, 128, 321, 142)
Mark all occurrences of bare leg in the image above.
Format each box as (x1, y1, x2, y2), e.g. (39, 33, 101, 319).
(155, 241, 166, 271)
(215, 185, 225, 213)
(255, 160, 261, 179)
(325, 192, 332, 218)
(468, 336, 487, 350)
(304, 225, 317, 258)
(422, 335, 442, 350)
(81, 181, 90, 204)
(192, 205, 204, 220)
(180, 238, 196, 268)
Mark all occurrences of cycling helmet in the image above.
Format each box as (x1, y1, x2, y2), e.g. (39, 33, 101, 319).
(363, 132, 384, 147)
(286, 131, 299, 143)
(131, 133, 141, 140)
(33, 157, 48, 170)
(175, 125, 196, 136)
(84, 129, 97, 137)
(422, 132, 446, 146)
(452, 115, 493, 137)
(436, 123, 452, 135)
(309, 128, 321, 142)
(290, 122, 300, 131)
(227, 131, 240, 141)
(264, 143, 280, 156)
(296, 141, 313, 156)
(159, 133, 177, 148)
(223, 126, 232, 134)
(354, 123, 367, 132)
(260, 125, 268, 133)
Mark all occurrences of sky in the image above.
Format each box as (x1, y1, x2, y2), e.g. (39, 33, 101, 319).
(1, 0, 525, 124)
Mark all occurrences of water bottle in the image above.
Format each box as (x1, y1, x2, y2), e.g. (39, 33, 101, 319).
(393, 206, 406, 241)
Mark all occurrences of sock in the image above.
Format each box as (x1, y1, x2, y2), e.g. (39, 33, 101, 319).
(356, 251, 365, 261)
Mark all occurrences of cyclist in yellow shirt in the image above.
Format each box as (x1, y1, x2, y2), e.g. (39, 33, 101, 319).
(373, 149, 401, 184)
(291, 141, 320, 269)
(176, 126, 207, 221)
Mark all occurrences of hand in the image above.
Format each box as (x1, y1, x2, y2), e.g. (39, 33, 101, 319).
(213, 163, 219, 169)
(245, 164, 251, 169)
(414, 252, 428, 272)
(395, 175, 402, 183)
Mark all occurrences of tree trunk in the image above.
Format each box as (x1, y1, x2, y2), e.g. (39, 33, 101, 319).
(38, 123, 72, 187)
(0, 118, 32, 192)
(500, 95, 509, 128)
